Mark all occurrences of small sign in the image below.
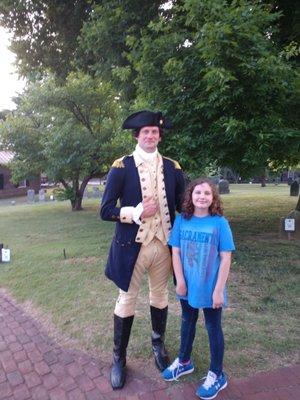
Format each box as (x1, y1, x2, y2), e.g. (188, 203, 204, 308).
(1, 248, 11, 262)
(284, 218, 295, 232)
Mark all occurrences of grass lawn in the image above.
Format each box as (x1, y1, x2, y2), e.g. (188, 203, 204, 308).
(0, 183, 299, 379)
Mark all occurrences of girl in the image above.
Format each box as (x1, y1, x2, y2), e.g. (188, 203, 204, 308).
(162, 178, 235, 400)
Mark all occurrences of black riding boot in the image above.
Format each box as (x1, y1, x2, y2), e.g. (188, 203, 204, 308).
(110, 314, 134, 390)
(150, 305, 170, 371)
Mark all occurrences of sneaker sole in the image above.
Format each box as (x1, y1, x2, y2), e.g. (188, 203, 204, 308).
(197, 380, 228, 399)
(163, 367, 195, 382)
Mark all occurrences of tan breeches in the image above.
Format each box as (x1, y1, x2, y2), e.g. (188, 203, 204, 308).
(114, 238, 172, 318)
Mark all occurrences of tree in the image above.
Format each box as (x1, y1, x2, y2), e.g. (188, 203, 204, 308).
(0, 109, 11, 121)
(2, 1, 299, 183)
(77, 0, 163, 102)
(0, 73, 132, 210)
(258, 0, 300, 50)
(0, 0, 93, 79)
(129, 0, 300, 177)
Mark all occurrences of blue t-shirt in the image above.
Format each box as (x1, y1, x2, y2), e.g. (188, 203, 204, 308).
(168, 214, 235, 309)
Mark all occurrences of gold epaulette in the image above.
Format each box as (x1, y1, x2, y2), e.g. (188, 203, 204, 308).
(164, 156, 182, 170)
(111, 156, 125, 168)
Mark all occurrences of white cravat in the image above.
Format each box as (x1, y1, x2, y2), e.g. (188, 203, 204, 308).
(134, 144, 158, 162)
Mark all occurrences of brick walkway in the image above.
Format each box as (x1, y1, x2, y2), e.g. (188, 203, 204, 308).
(0, 291, 299, 400)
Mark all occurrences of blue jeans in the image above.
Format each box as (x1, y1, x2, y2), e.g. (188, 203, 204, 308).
(178, 299, 224, 376)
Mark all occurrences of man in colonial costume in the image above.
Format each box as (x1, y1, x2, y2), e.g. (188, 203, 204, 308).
(100, 110, 185, 389)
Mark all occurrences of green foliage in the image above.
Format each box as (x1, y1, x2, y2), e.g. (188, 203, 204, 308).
(0, 109, 11, 121)
(77, 0, 163, 102)
(130, 0, 300, 175)
(0, 0, 92, 79)
(0, 112, 46, 184)
(258, 0, 300, 52)
(1, 0, 299, 186)
(0, 72, 131, 210)
(53, 187, 76, 202)
(281, 41, 300, 61)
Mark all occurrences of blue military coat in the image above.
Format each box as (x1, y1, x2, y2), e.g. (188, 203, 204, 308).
(100, 154, 185, 291)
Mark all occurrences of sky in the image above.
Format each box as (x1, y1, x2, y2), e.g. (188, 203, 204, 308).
(0, 27, 26, 110)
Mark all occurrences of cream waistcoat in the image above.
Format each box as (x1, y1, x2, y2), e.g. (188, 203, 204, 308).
(133, 150, 172, 246)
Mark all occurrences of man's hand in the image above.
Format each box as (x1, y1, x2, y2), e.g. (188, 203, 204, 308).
(141, 196, 158, 218)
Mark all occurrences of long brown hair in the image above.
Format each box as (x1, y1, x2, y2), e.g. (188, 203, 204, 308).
(182, 177, 223, 219)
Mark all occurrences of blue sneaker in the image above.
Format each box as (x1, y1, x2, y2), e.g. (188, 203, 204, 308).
(162, 357, 194, 381)
(196, 371, 228, 399)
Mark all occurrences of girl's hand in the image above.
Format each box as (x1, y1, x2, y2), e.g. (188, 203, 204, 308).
(212, 289, 224, 308)
(176, 279, 187, 296)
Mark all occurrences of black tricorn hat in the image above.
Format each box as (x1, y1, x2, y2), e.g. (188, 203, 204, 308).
(122, 110, 173, 130)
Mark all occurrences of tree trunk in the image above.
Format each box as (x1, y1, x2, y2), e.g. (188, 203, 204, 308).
(70, 174, 94, 211)
(260, 175, 266, 187)
(71, 194, 83, 211)
(296, 195, 300, 212)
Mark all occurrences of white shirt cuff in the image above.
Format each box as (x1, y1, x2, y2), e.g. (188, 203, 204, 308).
(120, 203, 143, 225)
(133, 202, 143, 225)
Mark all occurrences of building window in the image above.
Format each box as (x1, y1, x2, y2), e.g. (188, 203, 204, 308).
(0, 174, 4, 190)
